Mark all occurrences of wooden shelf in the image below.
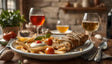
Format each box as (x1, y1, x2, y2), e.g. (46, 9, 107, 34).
(59, 7, 108, 13)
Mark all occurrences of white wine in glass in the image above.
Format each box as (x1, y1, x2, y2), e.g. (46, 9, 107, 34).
(82, 21, 99, 32)
(82, 13, 100, 41)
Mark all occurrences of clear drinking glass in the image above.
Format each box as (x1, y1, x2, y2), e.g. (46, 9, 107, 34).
(0, 26, 3, 39)
(29, 7, 45, 35)
(82, 13, 100, 41)
(56, 20, 69, 33)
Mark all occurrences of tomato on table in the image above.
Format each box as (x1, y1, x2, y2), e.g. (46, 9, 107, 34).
(3, 31, 17, 41)
(3, 33, 10, 41)
(9, 31, 17, 38)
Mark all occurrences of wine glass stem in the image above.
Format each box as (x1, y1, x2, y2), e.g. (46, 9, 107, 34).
(88, 32, 92, 41)
(36, 25, 41, 35)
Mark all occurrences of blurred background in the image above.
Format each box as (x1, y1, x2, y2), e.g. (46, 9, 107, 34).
(0, 0, 112, 33)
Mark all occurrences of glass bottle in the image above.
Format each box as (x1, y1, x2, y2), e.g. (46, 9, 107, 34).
(106, 9, 112, 39)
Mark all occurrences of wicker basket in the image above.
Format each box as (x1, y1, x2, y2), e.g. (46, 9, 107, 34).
(3, 27, 20, 34)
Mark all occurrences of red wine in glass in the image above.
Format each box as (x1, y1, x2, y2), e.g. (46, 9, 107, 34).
(29, 7, 45, 35)
(30, 15, 45, 26)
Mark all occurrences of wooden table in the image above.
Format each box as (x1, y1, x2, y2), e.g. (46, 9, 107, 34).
(1, 34, 112, 64)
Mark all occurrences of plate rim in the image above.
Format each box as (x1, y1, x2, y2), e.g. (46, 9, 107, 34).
(10, 40, 94, 56)
(51, 30, 72, 34)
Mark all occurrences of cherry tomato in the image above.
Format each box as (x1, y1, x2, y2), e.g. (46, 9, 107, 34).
(37, 40, 41, 44)
(45, 38, 53, 46)
(3, 31, 17, 41)
(9, 31, 17, 38)
(45, 47, 54, 54)
(3, 33, 10, 41)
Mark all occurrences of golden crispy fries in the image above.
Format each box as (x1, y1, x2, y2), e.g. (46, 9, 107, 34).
(21, 47, 28, 53)
(15, 37, 67, 54)
(25, 34, 37, 43)
(17, 36, 29, 42)
(17, 34, 37, 42)
(58, 47, 66, 51)
(15, 40, 21, 44)
(55, 50, 66, 54)
(26, 38, 35, 43)
(38, 51, 44, 54)
(15, 33, 75, 54)
(30, 46, 48, 53)
(32, 34, 37, 38)
(25, 43, 31, 48)
(16, 46, 23, 50)
(15, 41, 31, 52)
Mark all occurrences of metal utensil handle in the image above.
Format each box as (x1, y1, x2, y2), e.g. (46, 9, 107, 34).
(0, 38, 15, 54)
(88, 50, 98, 61)
(94, 48, 102, 62)
(102, 53, 112, 59)
(0, 47, 7, 54)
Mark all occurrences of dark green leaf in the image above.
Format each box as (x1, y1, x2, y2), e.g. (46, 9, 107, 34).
(35, 36, 44, 40)
(46, 33, 51, 38)
(0, 9, 26, 28)
(35, 34, 51, 40)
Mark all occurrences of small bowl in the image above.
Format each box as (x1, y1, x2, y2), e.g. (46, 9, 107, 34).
(19, 30, 30, 37)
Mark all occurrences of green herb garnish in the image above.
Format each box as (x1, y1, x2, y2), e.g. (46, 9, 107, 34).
(45, 33, 51, 38)
(35, 34, 51, 40)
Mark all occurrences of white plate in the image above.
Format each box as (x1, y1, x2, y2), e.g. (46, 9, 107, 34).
(51, 30, 72, 35)
(10, 40, 94, 60)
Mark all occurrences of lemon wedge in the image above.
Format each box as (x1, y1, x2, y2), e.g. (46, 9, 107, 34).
(17, 37, 28, 42)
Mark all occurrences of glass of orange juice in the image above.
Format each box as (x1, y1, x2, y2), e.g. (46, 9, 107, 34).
(56, 20, 69, 33)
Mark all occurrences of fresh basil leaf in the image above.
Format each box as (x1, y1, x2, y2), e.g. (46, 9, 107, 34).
(35, 34, 51, 40)
(46, 33, 51, 38)
(35, 36, 43, 40)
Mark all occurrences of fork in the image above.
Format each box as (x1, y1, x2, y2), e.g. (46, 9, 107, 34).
(81, 47, 98, 61)
(0, 38, 15, 54)
(74, 40, 91, 51)
(94, 37, 108, 62)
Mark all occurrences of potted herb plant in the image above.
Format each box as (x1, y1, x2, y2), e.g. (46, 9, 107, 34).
(0, 10, 26, 33)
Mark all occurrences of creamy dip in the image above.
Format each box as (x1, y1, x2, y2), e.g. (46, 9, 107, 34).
(30, 41, 46, 48)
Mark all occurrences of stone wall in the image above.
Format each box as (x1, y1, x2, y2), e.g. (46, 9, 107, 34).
(23, 0, 112, 33)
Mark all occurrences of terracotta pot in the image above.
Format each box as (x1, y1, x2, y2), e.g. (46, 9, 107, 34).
(3, 27, 20, 34)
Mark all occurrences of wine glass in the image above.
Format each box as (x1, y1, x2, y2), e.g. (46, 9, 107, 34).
(56, 20, 69, 33)
(82, 13, 100, 41)
(29, 7, 45, 35)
